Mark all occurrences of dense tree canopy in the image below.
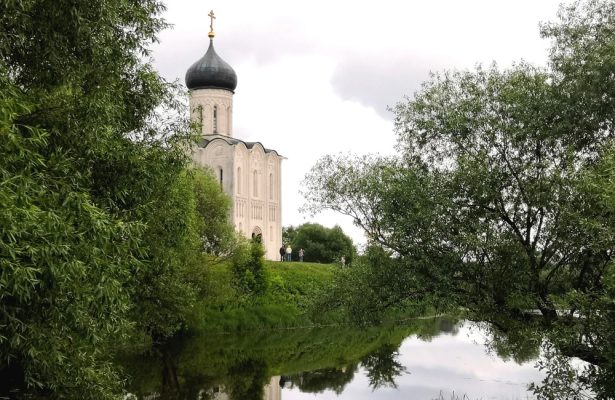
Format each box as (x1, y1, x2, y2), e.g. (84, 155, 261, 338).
(303, 0, 615, 397)
(284, 223, 355, 264)
(0, 0, 234, 398)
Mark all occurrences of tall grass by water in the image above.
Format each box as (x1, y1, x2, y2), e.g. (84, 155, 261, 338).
(192, 260, 337, 332)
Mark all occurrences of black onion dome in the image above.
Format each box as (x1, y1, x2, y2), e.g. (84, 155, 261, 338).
(185, 40, 237, 91)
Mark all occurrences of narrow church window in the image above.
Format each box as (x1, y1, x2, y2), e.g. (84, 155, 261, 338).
(213, 105, 218, 134)
(253, 170, 258, 197)
(227, 106, 232, 133)
(219, 168, 223, 188)
(197, 105, 203, 126)
(237, 167, 242, 194)
(269, 173, 274, 200)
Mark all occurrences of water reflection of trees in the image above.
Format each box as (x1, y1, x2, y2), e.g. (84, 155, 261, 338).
(227, 359, 268, 400)
(126, 349, 268, 400)
(361, 343, 407, 389)
(120, 315, 558, 400)
(415, 317, 460, 341)
(481, 320, 541, 364)
(279, 342, 409, 393)
(122, 316, 461, 399)
(281, 364, 358, 394)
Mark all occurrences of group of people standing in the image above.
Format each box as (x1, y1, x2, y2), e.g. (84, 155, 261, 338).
(279, 245, 305, 262)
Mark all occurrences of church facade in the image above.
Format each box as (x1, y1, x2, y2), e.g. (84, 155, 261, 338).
(185, 21, 284, 261)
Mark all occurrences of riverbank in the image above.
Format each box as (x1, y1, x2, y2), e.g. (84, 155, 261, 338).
(191, 260, 339, 332)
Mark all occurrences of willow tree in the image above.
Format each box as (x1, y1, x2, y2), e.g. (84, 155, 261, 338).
(0, 1, 227, 398)
(303, 1, 615, 396)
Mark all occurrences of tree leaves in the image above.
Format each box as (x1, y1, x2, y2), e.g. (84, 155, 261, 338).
(284, 223, 355, 265)
(302, 1, 615, 397)
(0, 1, 226, 397)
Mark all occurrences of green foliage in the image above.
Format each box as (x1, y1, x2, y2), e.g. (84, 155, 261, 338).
(231, 238, 268, 298)
(285, 223, 356, 264)
(129, 168, 233, 342)
(0, 0, 235, 397)
(312, 245, 445, 325)
(529, 342, 594, 400)
(302, 0, 615, 396)
(0, 82, 136, 397)
(195, 261, 336, 332)
(268, 261, 336, 304)
(282, 225, 297, 247)
(190, 168, 234, 256)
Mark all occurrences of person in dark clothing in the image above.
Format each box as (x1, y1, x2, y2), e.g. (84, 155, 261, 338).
(279, 245, 285, 262)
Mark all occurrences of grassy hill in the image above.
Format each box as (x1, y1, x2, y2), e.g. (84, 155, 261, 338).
(191, 260, 338, 333)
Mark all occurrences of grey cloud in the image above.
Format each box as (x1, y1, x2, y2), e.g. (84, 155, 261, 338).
(152, 18, 317, 85)
(331, 53, 450, 120)
(223, 18, 317, 65)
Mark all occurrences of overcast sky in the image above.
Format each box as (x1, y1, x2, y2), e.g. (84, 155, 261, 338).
(151, 0, 570, 247)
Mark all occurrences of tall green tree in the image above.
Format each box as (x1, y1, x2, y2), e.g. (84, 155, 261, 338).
(303, 0, 615, 397)
(130, 168, 233, 343)
(282, 225, 298, 247)
(0, 82, 139, 397)
(286, 223, 355, 264)
(0, 0, 230, 398)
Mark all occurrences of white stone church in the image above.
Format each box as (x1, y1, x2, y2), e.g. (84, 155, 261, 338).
(185, 22, 284, 261)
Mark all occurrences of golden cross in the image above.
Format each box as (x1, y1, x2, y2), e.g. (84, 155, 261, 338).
(208, 10, 216, 34)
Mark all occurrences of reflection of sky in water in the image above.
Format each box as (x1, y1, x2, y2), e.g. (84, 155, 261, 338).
(282, 322, 543, 399)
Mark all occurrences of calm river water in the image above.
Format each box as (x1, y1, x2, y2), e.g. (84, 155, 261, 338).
(124, 317, 543, 400)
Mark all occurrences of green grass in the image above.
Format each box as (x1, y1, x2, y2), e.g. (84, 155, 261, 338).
(266, 261, 335, 305)
(190, 260, 337, 332)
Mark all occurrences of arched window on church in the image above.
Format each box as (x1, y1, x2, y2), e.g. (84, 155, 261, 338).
(218, 167, 223, 189)
(253, 170, 258, 197)
(237, 167, 242, 194)
(213, 105, 218, 134)
(269, 173, 274, 200)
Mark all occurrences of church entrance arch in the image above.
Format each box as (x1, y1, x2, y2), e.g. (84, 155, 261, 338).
(251, 226, 263, 243)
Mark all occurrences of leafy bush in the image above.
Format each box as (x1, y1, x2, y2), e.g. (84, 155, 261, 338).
(284, 223, 356, 264)
(231, 238, 268, 298)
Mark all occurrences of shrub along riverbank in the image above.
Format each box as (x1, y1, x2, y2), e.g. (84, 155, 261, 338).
(189, 258, 435, 333)
(192, 260, 339, 332)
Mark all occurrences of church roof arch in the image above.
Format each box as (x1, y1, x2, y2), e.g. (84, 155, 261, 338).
(202, 141, 230, 159)
(249, 142, 266, 157)
(199, 136, 283, 157)
(234, 141, 249, 156)
(266, 151, 280, 162)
